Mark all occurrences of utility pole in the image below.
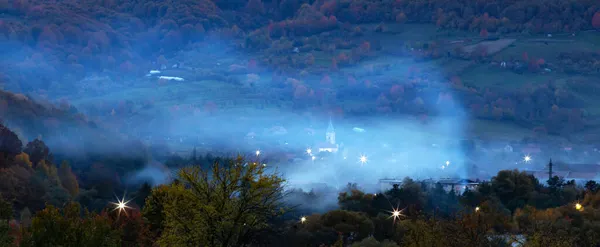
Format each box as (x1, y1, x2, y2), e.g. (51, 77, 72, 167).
(548, 159, 553, 181)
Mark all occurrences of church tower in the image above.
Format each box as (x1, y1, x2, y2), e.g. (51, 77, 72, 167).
(326, 117, 335, 145)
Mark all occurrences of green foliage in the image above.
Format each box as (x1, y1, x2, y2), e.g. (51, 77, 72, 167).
(133, 182, 152, 209)
(58, 161, 80, 197)
(23, 139, 51, 167)
(14, 152, 32, 167)
(321, 210, 374, 240)
(141, 185, 170, 239)
(0, 123, 22, 166)
(19, 202, 121, 247)
(153, 157, 286, 247)
(338, 189, 378, 216)
(491, 170, 535, 212)
(0, 196, 14, 246)
(396, 218, 446, 247)
(20, 207, 32, 227)
(351, 236, 399, 247)
(385, 178, 427, 216)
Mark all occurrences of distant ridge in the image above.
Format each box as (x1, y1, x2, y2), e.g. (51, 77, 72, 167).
(0, 89, 95, 139)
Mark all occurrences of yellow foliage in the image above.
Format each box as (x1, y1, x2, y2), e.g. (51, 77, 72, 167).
(154, 157, 286, 247)
(15, 152, 32, 167)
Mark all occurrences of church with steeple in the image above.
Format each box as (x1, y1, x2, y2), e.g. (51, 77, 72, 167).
(317, 118, 339, 153)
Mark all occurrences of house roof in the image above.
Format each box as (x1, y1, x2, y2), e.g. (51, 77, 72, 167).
(568, 164, 600, 173)
(327, 117, 335, 132)
(566, 172, 597, 180)
(521, 146, 541, 153)
(317, 142, 338, 149)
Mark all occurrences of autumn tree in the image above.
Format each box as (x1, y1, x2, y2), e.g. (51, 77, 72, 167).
(0, 196, 13, 246)
(58, 161, 79, 197)
(0, 123, 22, 166)
(19, 202, 121, 247)
(351, 236, 399, 247)
(593, 12, 600, 29)
(23, 139, 51, 167)
(395, 13, 407, 24)
(142, 184, 170, 239)
(396, 217, 446, 246)
(479, 28, 489, 38)
(490, 170, 535, 211)
(155, 157, 286, 247)
(109, 209, 153, 247)
(246, 0, 265, 15)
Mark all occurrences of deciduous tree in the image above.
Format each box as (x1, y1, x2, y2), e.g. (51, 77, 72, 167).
(156, 157, 286, 247)
(58, 161, 79, 197)
(0, 123, 22, 166)
(19, 202, 121, 247)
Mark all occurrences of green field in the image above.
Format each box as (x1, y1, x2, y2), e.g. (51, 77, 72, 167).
(66, 24, 600, 146)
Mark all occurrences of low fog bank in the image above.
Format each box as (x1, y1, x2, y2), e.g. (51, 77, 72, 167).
(5, 31, 595, 198)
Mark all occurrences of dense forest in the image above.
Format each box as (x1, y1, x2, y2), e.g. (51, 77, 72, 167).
(2, 0, 600, 245)
(1, 122, 600, 246)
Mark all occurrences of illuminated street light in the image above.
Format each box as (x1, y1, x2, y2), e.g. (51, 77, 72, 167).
(388, 207, 405, 224)
(306, 148, 312, 155)
(575, 203, 583, 211)
(359, 155, 368, 165)
(256, 150, 261, 156)
(111, 194, 132, 217)
(475, 206, 480, 212)
(300, 216, 306, 223)
(523, 155, 531, 163)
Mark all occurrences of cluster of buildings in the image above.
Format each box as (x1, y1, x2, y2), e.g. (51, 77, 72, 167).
(378, 178, 481, 195)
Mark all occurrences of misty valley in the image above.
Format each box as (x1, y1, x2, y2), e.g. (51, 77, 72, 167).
(2, 0, 600, 246)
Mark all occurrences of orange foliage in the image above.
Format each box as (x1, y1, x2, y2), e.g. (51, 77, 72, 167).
(359, 41, 371, 52)
(119, 61, 134, 72)
(204, 101, 217, 113)
(537, 58, 545, 65)
(331, 58, 338, 70)
(320, 75, 332, 86)
(479, 28, 489, 38)
(347, 76, 357, 86)
(294, 84, 308, 99)
(320, 1, 338, 15)
(327, 16, 337, 26)
(390, 85, 404, 98)
(247, 59, 257, 71)
(246, 0, 265, 15)
(395, 12, 407, 23)
(337, 53, 349, 64)
(593, 12, 600, 29)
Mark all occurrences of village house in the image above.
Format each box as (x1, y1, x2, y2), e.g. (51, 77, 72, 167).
(524, 163, 600, 183)
(378, 178, 483, 194)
